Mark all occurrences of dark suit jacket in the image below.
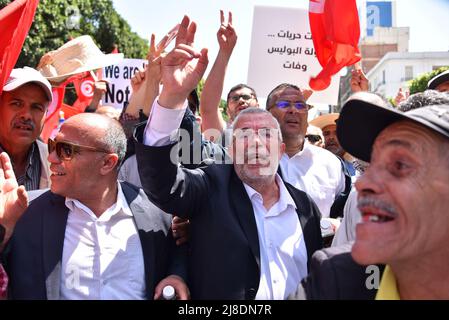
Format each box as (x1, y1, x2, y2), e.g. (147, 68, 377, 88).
(135, 140, 323, 300)
(3, 182, 183, 300)
(301, 244, 385, 299)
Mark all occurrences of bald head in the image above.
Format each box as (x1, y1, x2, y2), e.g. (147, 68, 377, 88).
(95, 106, 121, 120)
(63, 113, 127, 165)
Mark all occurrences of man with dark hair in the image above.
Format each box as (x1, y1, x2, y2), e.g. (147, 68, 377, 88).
(1, 113, 188, 300)
(225, 83, 259, 121)
(266, 83, 346, 218)
(0, 67, 53, 190)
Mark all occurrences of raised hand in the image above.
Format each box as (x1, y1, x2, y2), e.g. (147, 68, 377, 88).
(350, 68, 369, 93)
(0, 152, 28, 248)
(159, 16, 209, 109)
(217, 11, 237, 55)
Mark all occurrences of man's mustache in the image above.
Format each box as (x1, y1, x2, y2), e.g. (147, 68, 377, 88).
(13, 119, 36, 130)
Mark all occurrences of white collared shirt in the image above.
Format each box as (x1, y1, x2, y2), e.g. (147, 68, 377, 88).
(60, 183, 146, 300)
(279, 143, 345, 217)
(244, 175, 308, 300)
(144, 99, 188, 146)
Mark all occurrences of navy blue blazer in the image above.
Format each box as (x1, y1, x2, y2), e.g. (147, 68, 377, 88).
(135, 138, 324, 300)
(3, 182, 184, 300)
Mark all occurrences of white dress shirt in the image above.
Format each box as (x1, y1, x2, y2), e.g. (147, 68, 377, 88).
(279, 143, 345, 218)
(244, 176, 308, 300)
(60, 183, 146, 300)
(144, 99, 187, 146)
(143, 100, 308, 300)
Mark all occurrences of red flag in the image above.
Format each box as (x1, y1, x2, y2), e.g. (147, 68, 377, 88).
(308, 0, 361, 91)
(0, 0, 39, 94)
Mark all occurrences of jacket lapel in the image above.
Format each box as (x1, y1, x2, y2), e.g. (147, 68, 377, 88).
(229, 170, 261, 269)
(42, 193, 68, 300)
(121, 182, 155, 299)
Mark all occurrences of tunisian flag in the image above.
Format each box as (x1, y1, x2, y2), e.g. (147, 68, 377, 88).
(309, 0, 361, 91)
(0, 0, 39, 94)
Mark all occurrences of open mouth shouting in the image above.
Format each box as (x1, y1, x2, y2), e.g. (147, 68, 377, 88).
(358, 197, 398, 223)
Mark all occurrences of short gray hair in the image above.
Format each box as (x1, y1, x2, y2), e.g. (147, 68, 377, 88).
(231, 107, 283, 141)
(96, 116, 127, 167)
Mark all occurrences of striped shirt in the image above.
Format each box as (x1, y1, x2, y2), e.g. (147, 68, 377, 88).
(0, 142, 42, 191)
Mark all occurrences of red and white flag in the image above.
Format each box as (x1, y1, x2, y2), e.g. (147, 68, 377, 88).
(0, 0, 39, 94)
(308, 0, 361, 91)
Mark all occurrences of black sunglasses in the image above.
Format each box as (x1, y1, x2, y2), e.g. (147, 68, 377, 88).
(305, 134, 323, 143)
(229, 94, 254, 102)
(48, 138, 110, 161)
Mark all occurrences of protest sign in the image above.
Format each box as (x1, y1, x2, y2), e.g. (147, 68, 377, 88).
(247, 6, 340, 105)
(102, 58, 147, 110)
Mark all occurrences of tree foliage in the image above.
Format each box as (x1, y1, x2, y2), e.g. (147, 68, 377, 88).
(408, 66, 449, 94)
(0, 0, 149, 68)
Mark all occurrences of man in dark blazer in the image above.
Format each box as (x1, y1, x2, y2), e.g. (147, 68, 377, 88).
(0, 113, 188, 300)
(134, 15, 323, 300)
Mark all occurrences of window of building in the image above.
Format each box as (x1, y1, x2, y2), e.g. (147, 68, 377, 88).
(405, 66, 413, 81)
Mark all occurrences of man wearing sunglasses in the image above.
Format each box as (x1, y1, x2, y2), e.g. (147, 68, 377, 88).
(226, 84, 259, 122)
(266, 83, 346, 219)
(1, 113, 189, 300)
(0, 67, 53, 191)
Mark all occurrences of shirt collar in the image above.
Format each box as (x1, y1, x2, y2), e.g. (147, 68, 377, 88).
(65, 182, 133, 221)
(243, 174, 297, 211)
(24, 143, 37, 179)
(375, 265, 401, 300)
(283, 141, 312, 160)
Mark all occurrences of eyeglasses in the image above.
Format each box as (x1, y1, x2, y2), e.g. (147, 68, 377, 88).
(48, 138, 110, 161)
(272, 100, 311, 112)
(305, 134, 323, 143)
(233, 128, 279, 142)
(229, 94, 254, 103)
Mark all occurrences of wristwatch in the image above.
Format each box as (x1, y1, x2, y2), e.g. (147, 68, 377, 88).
(0, 224, 5, 245)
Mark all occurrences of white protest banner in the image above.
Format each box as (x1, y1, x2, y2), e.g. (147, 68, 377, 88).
(247, 6, 340, 105)
(102, 58, 147, 110)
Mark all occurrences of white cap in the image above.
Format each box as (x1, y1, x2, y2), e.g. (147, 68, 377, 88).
(162, 285, 176, 300)
(3, 67, 53, 102)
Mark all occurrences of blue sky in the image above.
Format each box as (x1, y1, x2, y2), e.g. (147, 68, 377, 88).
(111, 0, 449, 98)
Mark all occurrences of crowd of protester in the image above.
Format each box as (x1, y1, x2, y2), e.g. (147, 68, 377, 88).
(1, 11, 449, 300)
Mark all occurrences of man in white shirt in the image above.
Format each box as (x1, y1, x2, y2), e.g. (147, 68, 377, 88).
(134, 15, 323, 299)
(266, 84, 346, 218)
(1, 113, 188, 300)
